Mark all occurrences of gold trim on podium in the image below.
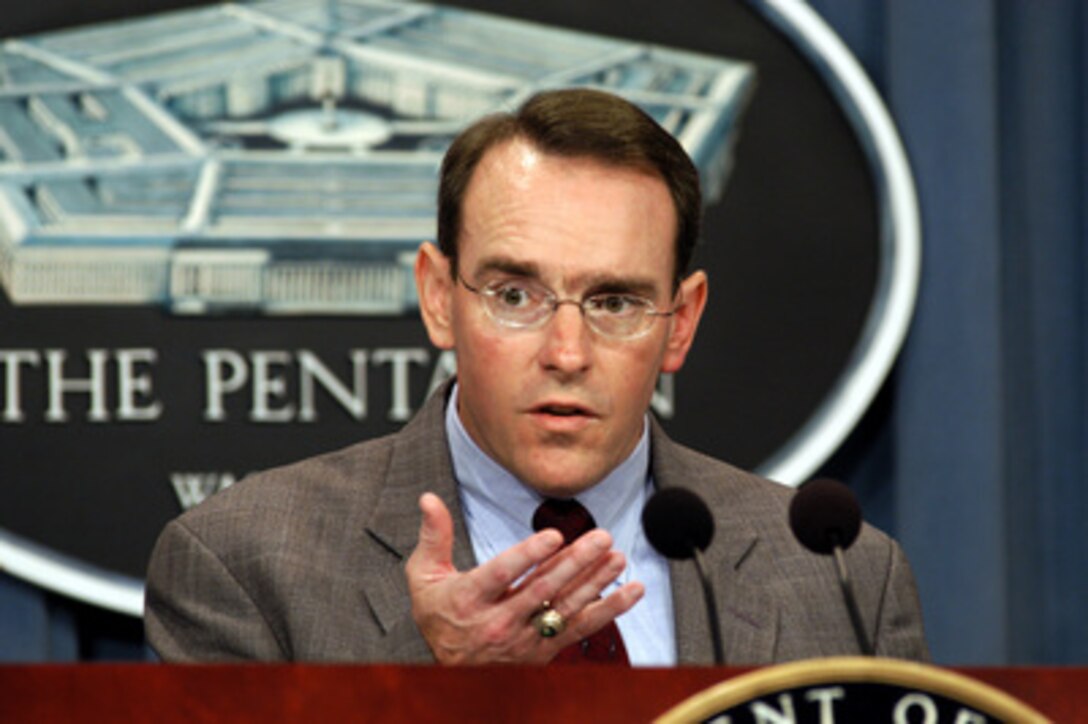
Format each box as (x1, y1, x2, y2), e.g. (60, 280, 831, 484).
(655, 656, 1050, 723)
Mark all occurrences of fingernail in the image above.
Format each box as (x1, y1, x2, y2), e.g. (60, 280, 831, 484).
(588, 529, 610, 550)
(541, 530, 563, 549)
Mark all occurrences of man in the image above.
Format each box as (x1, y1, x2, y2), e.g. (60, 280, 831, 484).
(145, 88, 928, 664)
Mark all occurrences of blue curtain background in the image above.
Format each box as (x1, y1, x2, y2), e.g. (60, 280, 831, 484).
(1, 0, 1085, 665)
(811, 0, 1088, 664)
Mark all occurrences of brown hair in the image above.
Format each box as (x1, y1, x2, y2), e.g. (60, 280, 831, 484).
(437, 88, 702, 286)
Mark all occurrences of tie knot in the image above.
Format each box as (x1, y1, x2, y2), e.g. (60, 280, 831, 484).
(532, 498, 596, 546)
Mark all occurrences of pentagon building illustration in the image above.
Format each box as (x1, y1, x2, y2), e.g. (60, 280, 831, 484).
(0, 0, 753, 315)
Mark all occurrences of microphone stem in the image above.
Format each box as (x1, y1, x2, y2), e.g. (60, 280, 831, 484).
(833, 544, 874, 656)
(691, 546, 724, 665)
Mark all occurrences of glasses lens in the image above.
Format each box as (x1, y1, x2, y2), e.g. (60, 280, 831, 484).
(482, 280, 550, 327)
(584, 294, 653, 339)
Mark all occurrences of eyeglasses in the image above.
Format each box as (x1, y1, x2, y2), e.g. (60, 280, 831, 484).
(457, 272, 675, 340)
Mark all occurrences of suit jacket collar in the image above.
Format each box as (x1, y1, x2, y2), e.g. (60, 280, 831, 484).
(360, 381, 477, 658)
(366, 381, 476, 565)
(650, 419, 778, 664)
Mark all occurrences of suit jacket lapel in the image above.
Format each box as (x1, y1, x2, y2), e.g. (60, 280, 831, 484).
(651, 421, 779, 664)
(358, 382, 477, 656)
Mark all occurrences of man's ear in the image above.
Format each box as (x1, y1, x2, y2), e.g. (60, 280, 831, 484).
(415, 241, 455, 350)
(661, 270, 708, 374)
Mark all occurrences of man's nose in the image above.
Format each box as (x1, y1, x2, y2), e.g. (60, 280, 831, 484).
(539, 301, 592, 374)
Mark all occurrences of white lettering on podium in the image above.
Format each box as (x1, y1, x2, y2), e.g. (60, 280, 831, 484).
(894, 693, 938, 724)
(698, 687, 995, 724)
(751, 694, 796, 723)
(805, 687, 845, 724)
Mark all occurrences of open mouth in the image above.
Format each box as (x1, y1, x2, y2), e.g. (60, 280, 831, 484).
(531, 401, 598, 422)
(539, 405, 587, 417)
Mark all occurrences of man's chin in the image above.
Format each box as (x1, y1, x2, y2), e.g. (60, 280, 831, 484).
(516, 459, 612, 499)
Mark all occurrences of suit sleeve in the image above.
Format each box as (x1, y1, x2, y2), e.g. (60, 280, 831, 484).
(144, 519, 286, 661)
(872, 539, 930, 661)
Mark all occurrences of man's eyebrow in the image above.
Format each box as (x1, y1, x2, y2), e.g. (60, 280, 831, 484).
(473, 257, 540, 279)
(578, 273, 660, 298)
(471, 257, 661, 297)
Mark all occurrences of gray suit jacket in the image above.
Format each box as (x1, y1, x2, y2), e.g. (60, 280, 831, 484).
(145, 385, 928, 663)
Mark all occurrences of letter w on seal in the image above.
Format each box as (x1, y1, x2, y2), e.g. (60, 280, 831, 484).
(170, 472, 237, 510)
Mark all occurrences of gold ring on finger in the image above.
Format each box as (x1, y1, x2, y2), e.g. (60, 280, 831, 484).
(532, 603, 566, 638)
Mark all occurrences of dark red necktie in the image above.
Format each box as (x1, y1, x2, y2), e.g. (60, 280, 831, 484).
(532, 498, 630, 665)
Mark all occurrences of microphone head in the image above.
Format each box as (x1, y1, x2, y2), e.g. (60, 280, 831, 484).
(789, 478, 863, 554)
(642, 488, 714, 560)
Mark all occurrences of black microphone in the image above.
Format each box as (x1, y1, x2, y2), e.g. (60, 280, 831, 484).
(642, 487, 724, 665)
(789, 478, 874, 656)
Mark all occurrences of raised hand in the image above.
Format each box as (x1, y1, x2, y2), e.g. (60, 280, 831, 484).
(405, 492, 644, 664)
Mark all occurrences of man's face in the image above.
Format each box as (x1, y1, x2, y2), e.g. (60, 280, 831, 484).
(418, 138, 706, 497)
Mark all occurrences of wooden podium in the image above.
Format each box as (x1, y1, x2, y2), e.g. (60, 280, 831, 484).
(0, 663, 1084, 722)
